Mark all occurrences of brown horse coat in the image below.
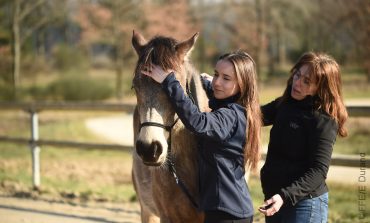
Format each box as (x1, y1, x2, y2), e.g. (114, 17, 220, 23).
(131, 31, 209, 223)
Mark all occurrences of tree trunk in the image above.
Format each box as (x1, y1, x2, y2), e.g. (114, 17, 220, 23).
(264, 0, 275, 78)
(366, 62, 370, 83)
(255, 0, 263, 76)
(113, 5, 123, 100)
(12, 0, 21, 99)
(277, 23, 286, 69)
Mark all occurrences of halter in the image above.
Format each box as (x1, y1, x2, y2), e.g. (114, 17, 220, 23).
(138, 117, 179, 158)
(139, 118, 179, 132)
(138, 79, 195, 136)
(137, 80, 198, 208)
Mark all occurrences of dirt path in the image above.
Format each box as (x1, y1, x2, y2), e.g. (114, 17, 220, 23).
(85, 114, 134, 146)
(0, 195, 140, 223)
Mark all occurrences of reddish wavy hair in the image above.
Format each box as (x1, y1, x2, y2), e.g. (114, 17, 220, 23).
(281, 52, 348, 137)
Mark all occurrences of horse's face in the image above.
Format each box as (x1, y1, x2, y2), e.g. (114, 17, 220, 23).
(132, 31, 198, 166)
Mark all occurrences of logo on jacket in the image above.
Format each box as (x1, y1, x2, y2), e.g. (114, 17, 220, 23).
(289, 122, 300, 129)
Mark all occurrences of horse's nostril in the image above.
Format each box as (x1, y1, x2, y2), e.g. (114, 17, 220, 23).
(136, 140, 146, 158)
(151, 141, 163, 159)
(136, 140, 163, 164)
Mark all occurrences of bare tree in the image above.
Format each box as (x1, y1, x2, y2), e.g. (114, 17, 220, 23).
(76, 0, 144, 99)
(11, 0, 66, 98)
(143, 0, 198, 39)
(76, 0, 197, 99)
(12, 0, 43, 97)
(335, 0, 370, 82)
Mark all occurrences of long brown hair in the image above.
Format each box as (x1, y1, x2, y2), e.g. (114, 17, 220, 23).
(219, 51, 262, 171)
(281, 52, 348, 137)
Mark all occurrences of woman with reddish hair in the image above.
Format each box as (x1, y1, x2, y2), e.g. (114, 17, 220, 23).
(259, 52, 348, 223)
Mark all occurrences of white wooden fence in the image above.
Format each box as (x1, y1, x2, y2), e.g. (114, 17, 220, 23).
(0, 102, 368, 188)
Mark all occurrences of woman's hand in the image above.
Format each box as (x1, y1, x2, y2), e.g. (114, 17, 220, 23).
(258, 194, 284, 216)
(141, 65, 173, 84)
(200, 73, 213, 82)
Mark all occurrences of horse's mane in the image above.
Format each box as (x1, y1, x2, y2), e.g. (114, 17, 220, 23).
(134, 36, 182, 76)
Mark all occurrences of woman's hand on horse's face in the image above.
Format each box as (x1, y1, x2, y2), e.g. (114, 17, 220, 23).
(142, 65, 173, 84)
(200, 73, 213, 82)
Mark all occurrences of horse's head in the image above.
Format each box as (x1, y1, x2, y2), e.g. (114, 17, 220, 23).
(132, 30, 198, 166)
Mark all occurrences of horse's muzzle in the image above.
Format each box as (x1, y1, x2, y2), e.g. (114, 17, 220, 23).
(136, 140, 163, 165)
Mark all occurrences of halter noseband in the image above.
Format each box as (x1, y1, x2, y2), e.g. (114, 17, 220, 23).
(138, 118, 179, 156)
(139, 117, 179, 132)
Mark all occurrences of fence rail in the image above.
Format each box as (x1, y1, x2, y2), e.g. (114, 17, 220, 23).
(0, 136, 132, 151)
(0, 101, 367, 116)
(0, 102, 369, 188)
(0, 101, 136, 112)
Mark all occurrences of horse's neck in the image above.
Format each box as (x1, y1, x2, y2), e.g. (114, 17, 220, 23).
(185, 65, 209, 112)
(170, 64, 209, 158)
(161, 65, 209, 194)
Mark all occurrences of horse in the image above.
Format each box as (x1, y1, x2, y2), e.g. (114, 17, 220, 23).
(131, 30, 209, 223)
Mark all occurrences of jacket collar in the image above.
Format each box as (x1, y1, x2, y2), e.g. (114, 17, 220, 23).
(287, 86, 318, 110)
(209, 93, 240, 110)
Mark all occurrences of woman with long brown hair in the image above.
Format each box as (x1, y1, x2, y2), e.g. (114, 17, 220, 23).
(258, 52, 348, 223)
(142, 50, 261, 223)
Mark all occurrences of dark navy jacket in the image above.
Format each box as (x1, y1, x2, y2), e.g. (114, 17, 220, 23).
(161, 73, 253, 218)
(260, 93, 338, 206)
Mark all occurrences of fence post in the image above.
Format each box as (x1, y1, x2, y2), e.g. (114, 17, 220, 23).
(30, 110, 41, 189)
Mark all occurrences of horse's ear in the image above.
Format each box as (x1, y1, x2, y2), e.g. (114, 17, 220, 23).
(132, 30, 147, 55)
(175, 32, 199, 60)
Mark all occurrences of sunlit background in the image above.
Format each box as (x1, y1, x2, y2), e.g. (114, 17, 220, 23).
(0, 1, 369, 222)
(0, 0, 369, 102)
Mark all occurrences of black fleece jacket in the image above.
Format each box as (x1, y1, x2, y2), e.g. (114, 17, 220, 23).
(260, 94, 338, 206)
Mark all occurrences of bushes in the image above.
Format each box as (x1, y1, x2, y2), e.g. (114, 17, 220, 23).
(23, 74, 114, 101)
(52, 44, 89, 73)
(47, 75, 113, 101)
(28, 44, 114, 101)
(2, 43, 125, 101)
(0, 81, 14, 101)
(4, 71, 116, 102)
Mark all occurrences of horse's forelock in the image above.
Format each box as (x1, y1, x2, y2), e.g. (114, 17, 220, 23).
(134, 47, 154, 77)
(135, 36, 181, 75)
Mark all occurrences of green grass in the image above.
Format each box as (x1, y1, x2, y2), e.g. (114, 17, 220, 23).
(248, 175, 369, 222)
(0, 143, 135, 202)
(335, 122, 370, 155)
(327, 182, 369, 223)
(258, 83, 285, 104)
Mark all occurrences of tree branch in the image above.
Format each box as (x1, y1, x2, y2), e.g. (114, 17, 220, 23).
(20, 17, 49, 45)
(19, 0, 47, 22)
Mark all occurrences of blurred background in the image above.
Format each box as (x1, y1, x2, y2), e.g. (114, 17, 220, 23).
(0, 0, 369, 102)
(0, 0, 369, 222)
